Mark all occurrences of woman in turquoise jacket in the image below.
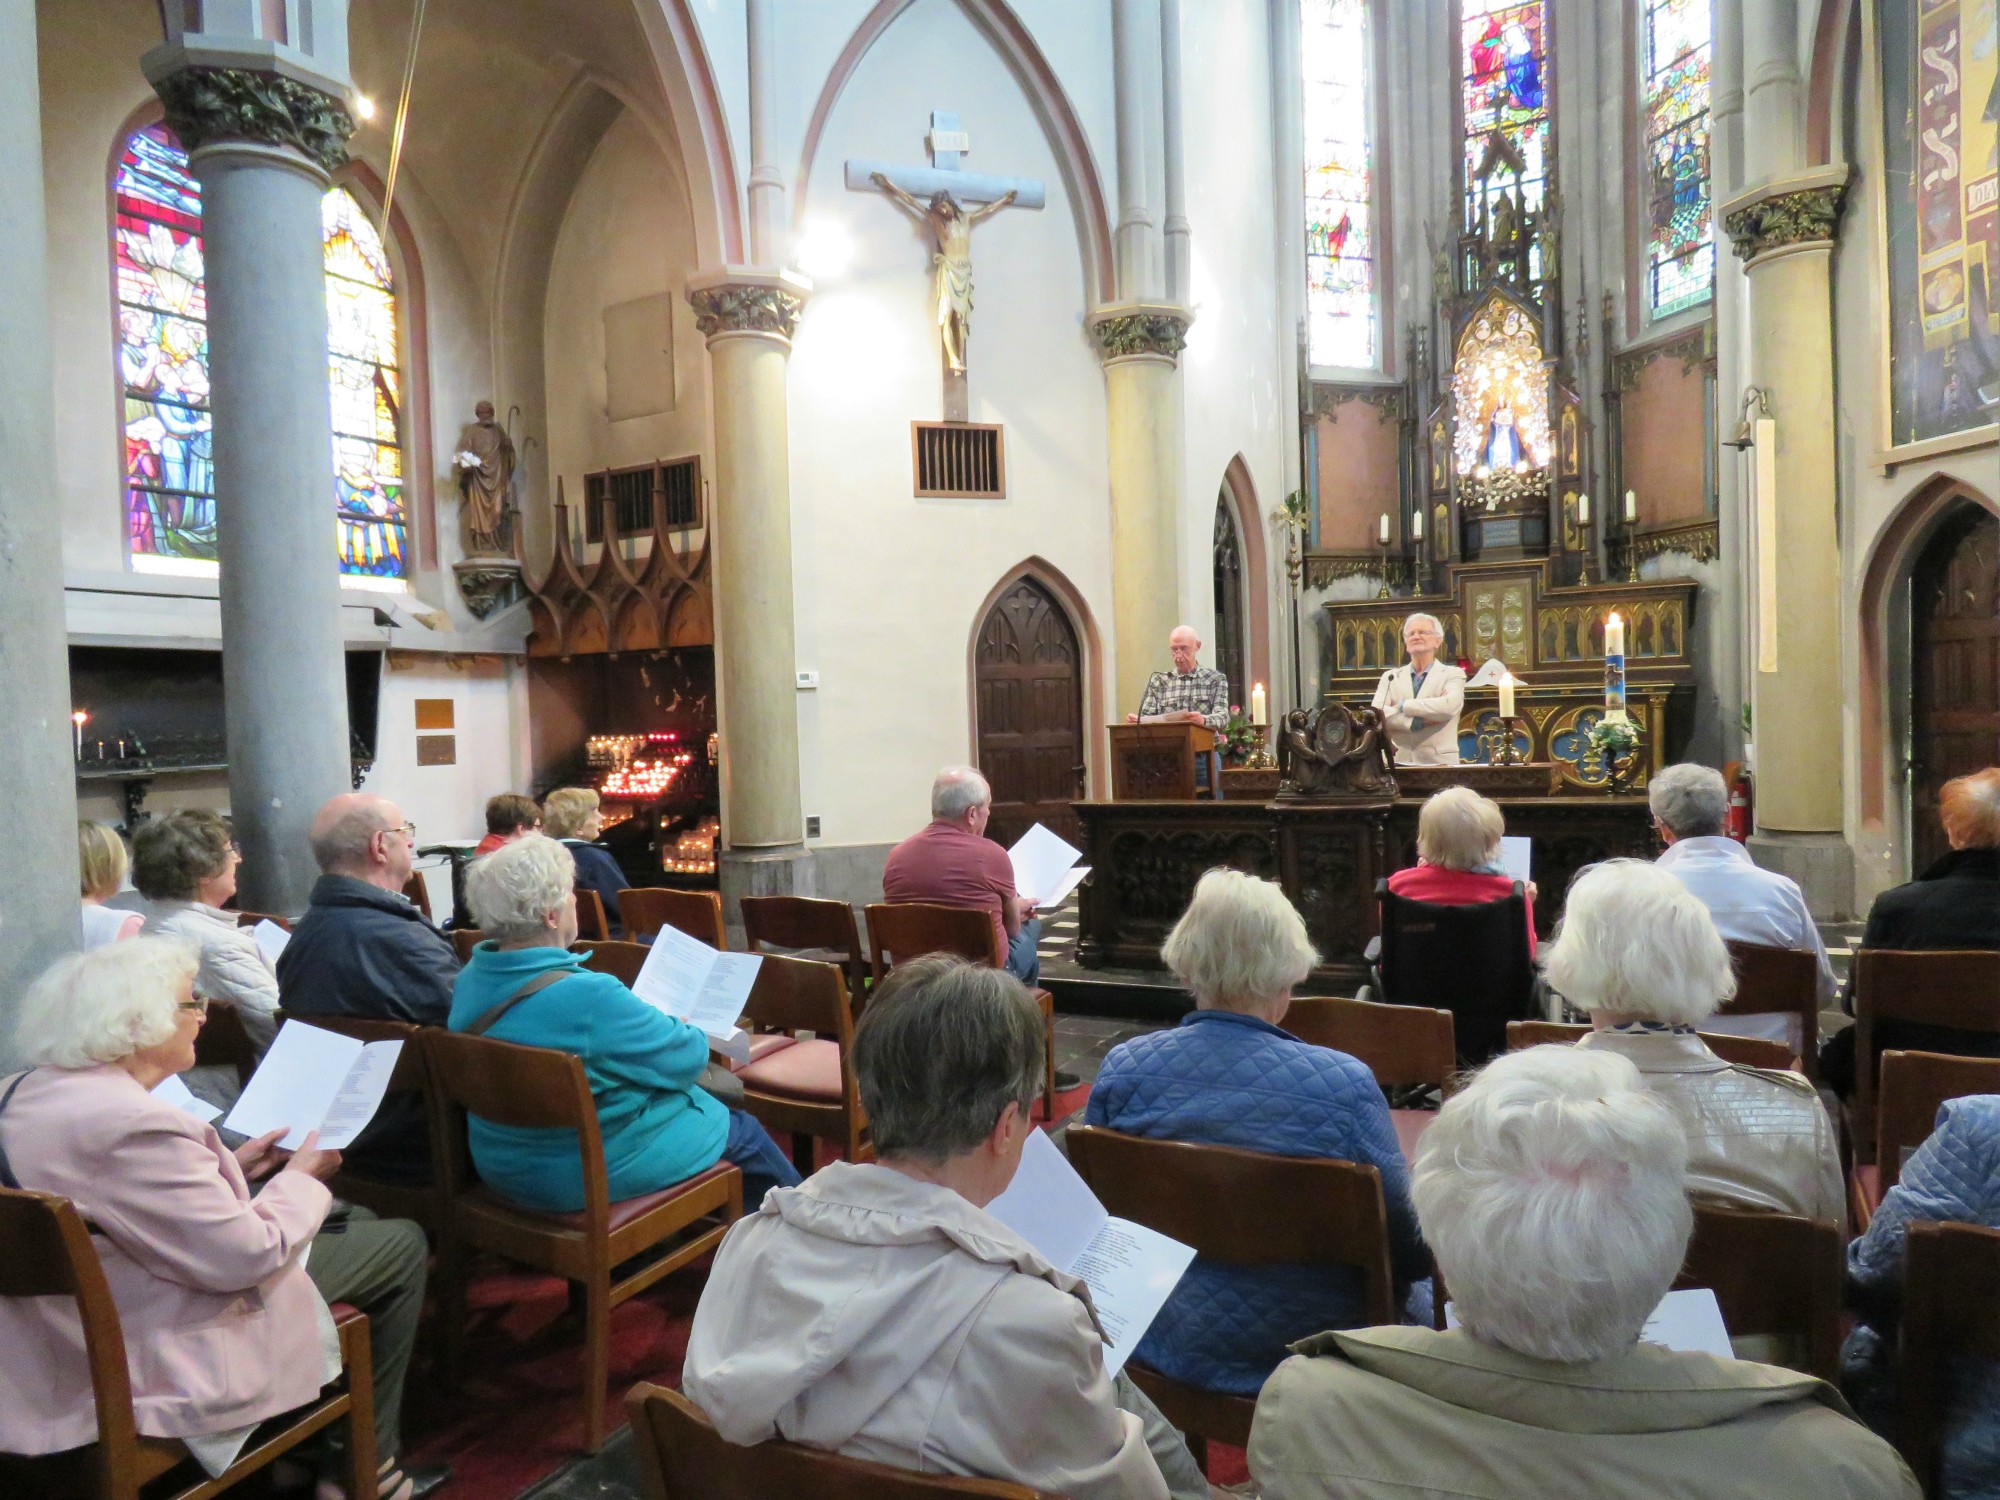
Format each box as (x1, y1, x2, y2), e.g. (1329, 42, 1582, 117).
(449, 835, 799, 1213)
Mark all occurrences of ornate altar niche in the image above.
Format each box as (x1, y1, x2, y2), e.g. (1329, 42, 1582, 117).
(1321, 559, 1697, 791)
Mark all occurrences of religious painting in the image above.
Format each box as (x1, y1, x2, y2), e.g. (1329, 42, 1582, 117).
(1878, 0, 2000, 445)
(1642, 0, 1715, 318)
(1461, 0, 1551, 258)
(1561, 486, 1586, 551)
(1429, 417, 1450, 491)
(1559, 404, 1580, 475)
(1451, 293, 1554, 479)
(1303, 0, 1377, 367)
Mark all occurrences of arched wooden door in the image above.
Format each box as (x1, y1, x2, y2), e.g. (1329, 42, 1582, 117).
(1910, 505, 2000, 873)
(975, 578, 1086, 849)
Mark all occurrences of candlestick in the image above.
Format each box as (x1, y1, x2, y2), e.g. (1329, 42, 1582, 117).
(1498, 672, 1516, 719)
(1250, 682, 1267, 727)
(1377, 513, 1390, 546)
(1604, 612, 1628, 722)
(1577, 492, 1591, 526)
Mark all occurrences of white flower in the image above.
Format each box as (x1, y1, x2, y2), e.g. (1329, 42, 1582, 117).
(453, 450, 484, 471)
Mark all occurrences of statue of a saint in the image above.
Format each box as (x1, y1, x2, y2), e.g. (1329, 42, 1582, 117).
(1484, 403, 1526, 471)
(871, 173, 1018, 374)
(453, 400, 515, 555)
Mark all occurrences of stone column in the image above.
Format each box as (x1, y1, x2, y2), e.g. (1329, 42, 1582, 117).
(687, 270, 814, 913)
(0, 0, 82, 1033)
(142, 45, 359, 915)
(1111, 0, 1163, 298)
(1093, 307, 1194, 714)
(1159, 0, 1190, 304)
(1722, 168, 1852, 913)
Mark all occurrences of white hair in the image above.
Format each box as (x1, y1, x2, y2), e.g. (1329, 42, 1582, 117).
(1414, 1045, 1692, 1363)
(1415, 786, 1505, 872)
(13, 936, 199, 1068)
(1648, 763, 1730, 838)
(1404, 612, 1445, 637)
(1543, 859, 1736, 1026)
(1161, 868, 1320, 1010)
(466, 833, 576, 941)
(931, 766, 992, 821)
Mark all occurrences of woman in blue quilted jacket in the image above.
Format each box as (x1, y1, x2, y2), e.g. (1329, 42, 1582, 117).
(1085, 868, 1429, 1397)
(1843, 1094, 2000, 1499)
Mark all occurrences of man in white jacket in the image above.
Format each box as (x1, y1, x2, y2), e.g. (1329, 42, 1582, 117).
(1370, 612, 1466, 765)
(683, 956, 1203, 1500)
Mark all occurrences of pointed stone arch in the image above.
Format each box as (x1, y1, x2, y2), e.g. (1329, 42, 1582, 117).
(1218, 455, 1274, 712)
(966, 558, 1107, 808)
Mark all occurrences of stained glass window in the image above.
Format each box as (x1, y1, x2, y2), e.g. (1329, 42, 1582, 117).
(114, 127, 408, 584)
(1642, 0, 1714, 317)
(116, 124, 215, 571)
(1302, 0, 1376, 368)
(1461, 0, 1550, 259)
(323, 189, 407, 581)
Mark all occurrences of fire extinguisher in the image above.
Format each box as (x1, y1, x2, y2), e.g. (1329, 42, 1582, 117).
(1728, 768, 1753, 842)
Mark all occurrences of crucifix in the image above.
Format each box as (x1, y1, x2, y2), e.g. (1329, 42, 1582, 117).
(846, 111, 1044, 420)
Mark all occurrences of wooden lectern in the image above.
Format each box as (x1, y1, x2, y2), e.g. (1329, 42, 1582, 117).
(1109, 723, 1217, 800)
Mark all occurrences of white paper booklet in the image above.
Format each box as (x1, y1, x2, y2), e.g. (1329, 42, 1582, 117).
(1448, 1286, 1732, 1359)
(631, 925, 763, 1057)
(1499, 835, 1533, 884)
(1009, 823, 1090, 909)
(251, 919, 291, 966)
(151, 1072, 222, 1124)
(985, 1130, 1196, 1375)
(222, 1020, 403, 1150)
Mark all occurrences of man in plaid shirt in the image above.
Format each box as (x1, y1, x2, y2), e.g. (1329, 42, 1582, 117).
(1127, 625, 1232, 729)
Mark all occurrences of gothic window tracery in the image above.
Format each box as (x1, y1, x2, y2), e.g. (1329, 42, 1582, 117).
(1302, 0, 1376, 368)
(1641, 0, 1714, 317)
(114, 124, 410, 584)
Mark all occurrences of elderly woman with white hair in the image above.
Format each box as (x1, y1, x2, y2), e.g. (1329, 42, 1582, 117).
(1249, 1046, 1918, 1500)
(0, 939, 435, 1500)
(1548, 858, 1845, 1226)
(1387, 785, 1537, 953)
(447, 834, 800, 1212)
(1085, 869, 1428, 1397)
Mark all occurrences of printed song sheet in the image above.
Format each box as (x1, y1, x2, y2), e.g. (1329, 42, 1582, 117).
(222, 1020, 402, 1150)
(631, 924, 764, 1041)
(1500, 836, 1533, 884)
(251, 919, 291, 966)
(151, 1073, 222, 1124)
(986, 1130, 1195, 1374)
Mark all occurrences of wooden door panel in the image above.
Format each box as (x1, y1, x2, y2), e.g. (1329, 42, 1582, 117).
(1912, 507, 2000, 874)
(977, 579, 1086, 851)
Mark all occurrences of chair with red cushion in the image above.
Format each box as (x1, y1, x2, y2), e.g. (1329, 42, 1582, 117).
(621, 888, 727, 949)
(0, 1187, 379, 1500)
(1283, 995, 1458, 1163)
(424, 1030, 742, 1453)
(1719, 940, 1821, 1080)
(1851, 949, 2000, 1164)
(731, 953, 869, 1175)
(1851, 1050, 2000, 1229)
(741, 895, 869, 1003)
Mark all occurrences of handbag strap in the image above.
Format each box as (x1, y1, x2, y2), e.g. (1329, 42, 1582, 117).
(465, 969, 569, 1037)
(0, 1069, 35, 1191)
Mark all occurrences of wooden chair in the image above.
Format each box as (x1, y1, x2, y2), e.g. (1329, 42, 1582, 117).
(573, 887, 611, 942)
(730, 954, 870, 1176)
(1897, 1220, 2000, 1496)
(1852, 1051, 2000, 1228)
(281, 1015, 443, 1235)
(425, 1030, 741, 1453)
(742, 894, 869, 1001)
(1852, 950, 2000, 1163)
(1373, 879, 1536, 1066)
(1284, 995, 1457, 1163)
(1675, 1203, 1843, 1382)
(863, 902, 1058, 1121)
(0, 1188, 378, 1500)
(1065, 1125, 1395, 1464)
(400, 872, 432, 920)
(1504, 1019, 1799, 1073)
(451, 928, 485, 965)
(573, 939, 648, 988)
(192, 998, 260, 1088)
(625, 1382, 1059, 1500)
(1718, 940, 1821, 1081)
(622, 887, 726, 948)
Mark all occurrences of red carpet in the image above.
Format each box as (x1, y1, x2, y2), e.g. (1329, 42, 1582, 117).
(402, 1093, 1094, 1499)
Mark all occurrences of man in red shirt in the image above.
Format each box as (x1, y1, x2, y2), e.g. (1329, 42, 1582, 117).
(882, 767, 1040, 985)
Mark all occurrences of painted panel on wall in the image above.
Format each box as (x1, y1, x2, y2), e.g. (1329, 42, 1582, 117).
(1315, 396, 1401, 548)
(1621, 351, 1710, 525)
(1879, 0, 2000, 445)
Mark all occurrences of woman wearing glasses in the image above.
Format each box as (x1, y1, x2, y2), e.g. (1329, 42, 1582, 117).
(133, 808, 280, 1052)
(0, 939, 435, 1500)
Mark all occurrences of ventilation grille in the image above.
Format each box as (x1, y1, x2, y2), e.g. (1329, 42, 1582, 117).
(585, 457, 702, 541)
(913, 422, 1006, 498)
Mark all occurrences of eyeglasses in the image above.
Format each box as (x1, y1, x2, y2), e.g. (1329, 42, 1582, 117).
(177, 998, 210, 1017)
(397, 822, 417, 841)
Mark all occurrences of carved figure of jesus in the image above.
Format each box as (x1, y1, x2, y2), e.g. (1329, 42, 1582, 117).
(871, 172, 1017, 374)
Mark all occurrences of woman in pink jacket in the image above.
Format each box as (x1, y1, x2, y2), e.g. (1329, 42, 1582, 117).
(0, 938, 433, 1500)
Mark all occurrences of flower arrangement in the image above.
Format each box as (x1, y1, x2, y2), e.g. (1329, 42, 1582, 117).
(1586, 715, 1644, 792)
(1220, 706, 1264, 765)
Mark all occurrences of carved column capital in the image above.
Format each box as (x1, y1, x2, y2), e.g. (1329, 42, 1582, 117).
(1090, 302, 1194, 364)
(686, 268, 813, 345)
(149, 66, 354, 175)
(1721, 167, 1850, 263)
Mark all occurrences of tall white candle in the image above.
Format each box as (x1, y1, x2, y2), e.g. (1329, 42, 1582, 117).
(1605, 612, 1625, 656)
(1577, 492, 1591, 526)
(1250, 682, 1267, 726)
(1377, 512, 1391, 546)
(1624, 489, 1638, 522)
(1411, 507, 1423, 541)
(1498, 672, 1516, 718)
